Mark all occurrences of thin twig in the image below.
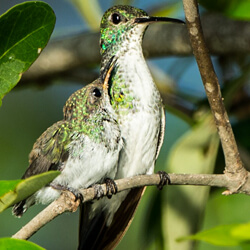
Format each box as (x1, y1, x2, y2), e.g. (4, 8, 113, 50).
(12, 172, 250, 240)
(182, 0, 248, 192)
(12, 191, 80, 240)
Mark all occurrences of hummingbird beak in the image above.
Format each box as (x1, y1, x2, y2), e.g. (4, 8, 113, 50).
(102, 56, 117, 94)
(102, 56, 117, 115)
(134, 16, 185, 25)
(103, 63, 114, 93)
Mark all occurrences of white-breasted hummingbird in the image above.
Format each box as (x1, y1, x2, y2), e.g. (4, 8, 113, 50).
(12, 59, 122, 216)
(78, 5, 184, 250)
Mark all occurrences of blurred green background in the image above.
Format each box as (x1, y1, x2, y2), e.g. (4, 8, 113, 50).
(0, 0, 250, 249)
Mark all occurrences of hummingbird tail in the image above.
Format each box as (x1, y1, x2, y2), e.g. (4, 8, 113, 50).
(12, 200, 27, 217)
(78, 187, 145, 250)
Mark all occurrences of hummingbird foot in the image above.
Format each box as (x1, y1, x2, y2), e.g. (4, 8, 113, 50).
(104, 178, 118, 199)
(92, 184, 105, 200)
(157, 171, 171, 190)
(50, 183, 83, 203)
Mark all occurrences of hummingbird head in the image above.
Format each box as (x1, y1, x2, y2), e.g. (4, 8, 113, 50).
(64, 54, 117, 122)
(100, 5, 184, 58)
(63, 81, 105, 121)
(100, 5, 148, 56)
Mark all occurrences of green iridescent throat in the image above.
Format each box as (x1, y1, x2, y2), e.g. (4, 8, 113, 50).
(108, 69, 135, 114)
(100, 24, 128, 55)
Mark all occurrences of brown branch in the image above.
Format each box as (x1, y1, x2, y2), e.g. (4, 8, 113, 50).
(12, 172, 250, 240)
(182, 0, 248, 192)
(12, 191, 80, 240)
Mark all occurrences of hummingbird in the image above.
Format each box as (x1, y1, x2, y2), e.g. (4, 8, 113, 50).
(78, 5, 184, 250)
(12, 58, 122, 217)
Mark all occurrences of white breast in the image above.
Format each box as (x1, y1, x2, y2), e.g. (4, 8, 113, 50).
(34, 122, 122, 205)
(115, 47, 163, 179)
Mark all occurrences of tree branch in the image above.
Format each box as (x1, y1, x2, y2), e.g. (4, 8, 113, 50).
(12, 172, 250, 240)
(12, 191, 80, 241)
(182, 0, 248, 192)
(20, 13, 250, 85)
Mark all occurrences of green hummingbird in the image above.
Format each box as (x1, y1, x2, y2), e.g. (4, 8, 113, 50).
(12, 59, 122, 217)
(78, 5, 184, 250)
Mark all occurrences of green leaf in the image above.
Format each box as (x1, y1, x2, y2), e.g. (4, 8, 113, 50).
(231, 222, 250, 241)
(0, 1, 56, 106)
(0, 171, 60, 213)
(178, 224, 240, 246)
(179, 222, 250, 247)
(0, 180, 21, 197)
(0, 238, 44, 250)
(199, 0, 250, 20)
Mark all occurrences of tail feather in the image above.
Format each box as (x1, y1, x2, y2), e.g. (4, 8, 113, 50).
(12, 200, 27, 217)
(78, 187, 145, 250)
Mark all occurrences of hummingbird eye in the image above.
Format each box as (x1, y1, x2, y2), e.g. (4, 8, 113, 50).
(92, 88, 102, 98)
(111, 13, 121, 24)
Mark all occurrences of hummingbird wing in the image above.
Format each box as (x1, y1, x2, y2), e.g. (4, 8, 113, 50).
(12, 120, 70, 216)
(155, 105, 165, 159)
(78, 187, 145, 250)
(23, 120, 70, 178)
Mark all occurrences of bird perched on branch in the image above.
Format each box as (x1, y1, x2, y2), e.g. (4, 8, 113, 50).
(78, 5, 184, 250)
(13, 58, 122, 217)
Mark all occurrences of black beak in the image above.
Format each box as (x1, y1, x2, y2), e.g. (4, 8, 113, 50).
(134, 16, 185, 24)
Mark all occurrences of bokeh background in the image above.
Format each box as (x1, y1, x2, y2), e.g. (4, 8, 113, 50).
(0, 0, 250, 249)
